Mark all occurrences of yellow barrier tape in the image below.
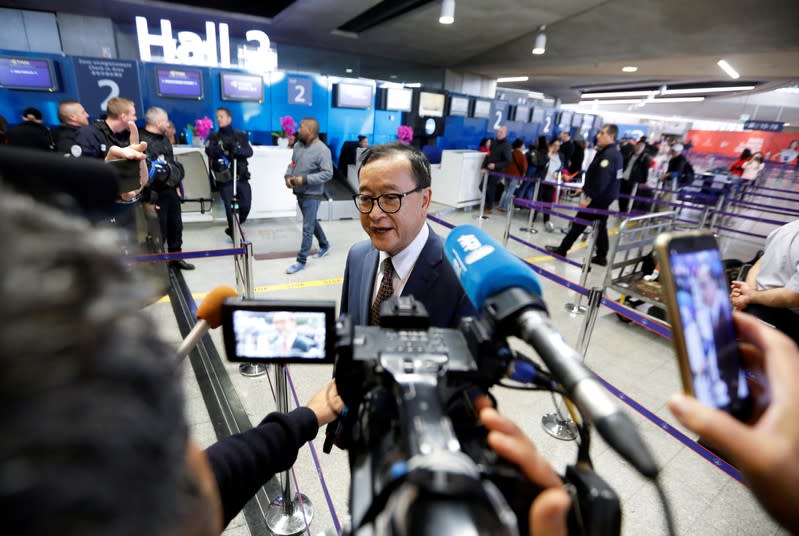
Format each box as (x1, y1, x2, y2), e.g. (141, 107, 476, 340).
(155, 277, 345, 304)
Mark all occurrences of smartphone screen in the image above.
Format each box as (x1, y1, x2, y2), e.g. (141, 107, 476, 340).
(663, 236, 751, 418)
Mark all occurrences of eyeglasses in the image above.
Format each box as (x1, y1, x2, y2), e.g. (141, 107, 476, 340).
(353, 186, 424, 214)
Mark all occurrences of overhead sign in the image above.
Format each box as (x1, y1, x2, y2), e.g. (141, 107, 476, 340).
(489, 100, 509, 130)
(287, 76, 313, 106)
(135, 16, 277, 72)
(743, 120, 784, 132)
(73, 57, 143, 119)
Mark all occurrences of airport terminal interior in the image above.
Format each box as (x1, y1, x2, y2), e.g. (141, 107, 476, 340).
(2, 1, 799, 535)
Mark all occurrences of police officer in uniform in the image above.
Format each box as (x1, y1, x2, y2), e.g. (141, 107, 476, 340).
(546, 124, 622, 266)
(140, 107, 194, 270)
(205, 107, 253, 237)
(52, 100, 89, 156)
(74, 97, 136, 160)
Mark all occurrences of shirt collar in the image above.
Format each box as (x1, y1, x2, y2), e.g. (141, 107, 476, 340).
(378, 223, 429, 284)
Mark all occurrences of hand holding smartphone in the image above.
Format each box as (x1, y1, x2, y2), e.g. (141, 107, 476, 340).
(655, 231, 753, 420)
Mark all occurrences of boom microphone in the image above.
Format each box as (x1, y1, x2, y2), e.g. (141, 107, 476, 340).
(445, 225, 659, 478)
(175, 285, 239, 363)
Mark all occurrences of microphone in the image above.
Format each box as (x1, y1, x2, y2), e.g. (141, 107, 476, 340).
(445, 225, 659, 478)
(175, 285, 239, 363)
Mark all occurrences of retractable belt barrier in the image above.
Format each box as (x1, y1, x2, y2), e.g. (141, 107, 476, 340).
(125, 246, 247, 264)
(427, 212, 746, 484)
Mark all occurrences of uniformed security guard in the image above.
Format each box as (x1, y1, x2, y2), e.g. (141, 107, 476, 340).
(140, 107, 194, 270)
(546, 124, 622, 266)
(74, 97, 136, 160)
(51, 100, 89, 156)
(205, 107, 253, 237)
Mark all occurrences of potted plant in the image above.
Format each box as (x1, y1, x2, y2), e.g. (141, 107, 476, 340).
(397, 125, 413, 144)
(273, 116, 297, 147)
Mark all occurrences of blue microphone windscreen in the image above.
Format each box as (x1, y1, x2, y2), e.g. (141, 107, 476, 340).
(444, 225, 542, 311)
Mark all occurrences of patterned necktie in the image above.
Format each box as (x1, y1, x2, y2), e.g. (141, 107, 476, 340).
(370, 258, 394, 326)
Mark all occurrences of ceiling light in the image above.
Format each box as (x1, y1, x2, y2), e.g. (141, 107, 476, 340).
(345, 68, 353, 73)
(665, 85, 755, 95)
(497, 76, 529, 83)
(622, 66, 638, 72)
(439, 0, 455, 24)
(404, 82, 421, 88)
(532, 25, 546, 55)
(527, 91, 545, 99)
(717, 59, 740, 79)
(776, 87, 799, 94)
(579, 97, 706, 105)
(582, 90, 654, 98)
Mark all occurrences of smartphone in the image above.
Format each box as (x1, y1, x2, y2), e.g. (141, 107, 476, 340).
(655, 231, 752, 420)
(221, 298, 336, 363)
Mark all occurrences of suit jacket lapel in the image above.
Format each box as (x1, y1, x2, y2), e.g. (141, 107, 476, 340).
(402, 229, 441, 301)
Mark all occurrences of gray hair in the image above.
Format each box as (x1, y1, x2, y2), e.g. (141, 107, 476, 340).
(145, 106, 167, 126)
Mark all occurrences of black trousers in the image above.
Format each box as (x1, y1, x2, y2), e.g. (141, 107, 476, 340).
(156, 188, 183, 252)
(219, 179, 252, 231)
(743, 304, 799, 346)
(558, 202, 610, 258)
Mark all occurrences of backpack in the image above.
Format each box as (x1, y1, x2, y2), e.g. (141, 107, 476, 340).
(679, 161, 694, 186)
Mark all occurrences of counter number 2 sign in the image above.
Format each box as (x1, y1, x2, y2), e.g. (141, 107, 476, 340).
(490, 100, 508, 130)
(287, 76, 313, 106)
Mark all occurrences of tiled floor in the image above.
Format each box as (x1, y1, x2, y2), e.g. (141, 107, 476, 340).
(144, 166, 797, 535)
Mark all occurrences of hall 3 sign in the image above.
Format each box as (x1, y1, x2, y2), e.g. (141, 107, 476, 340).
(135, 16, 277, 72)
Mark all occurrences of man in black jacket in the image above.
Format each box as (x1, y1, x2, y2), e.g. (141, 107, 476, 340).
(140, 107, 194, 270)
(206, 107, 254, 238)
(51, 100, 90, 156)
(481, 126, 512, 213)
(546, 124, 623, 266)
(618, 140, 652, 212)
(74, 97, 136, 160)
(6, 107, 53, 151)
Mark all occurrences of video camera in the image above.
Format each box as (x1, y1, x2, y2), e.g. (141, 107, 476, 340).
(221, 296, 621, 536)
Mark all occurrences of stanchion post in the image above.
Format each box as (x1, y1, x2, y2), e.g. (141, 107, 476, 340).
(266, 365, 314, 534)
(235, 157, 266, 378)
(575, 287, 604, 355)
(709, 191, 726, 233)
(629, 182, 639, 213)
(519, 178, 540, 233)
(564, 224, 598, 315)
(477, 170, 489, 226)
(502, 193, 514, 246)
(542, 286, 604, 442)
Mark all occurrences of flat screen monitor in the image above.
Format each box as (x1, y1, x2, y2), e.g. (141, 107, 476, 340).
(514, 105, 531, 123)
(220, 72, 263, 102)
(418, 91, 445, 118)
(557, 110, 572, 129)
(531, 108, 545, 123)
(571, 113, 584, 127)
(472, 99, 491, 119)
(0, 56, 57, 91)
(155, 68, 203, 99)
(448, 95, 470, 116)
(333, 82, 373, 109)
(381, 87, 413, 111)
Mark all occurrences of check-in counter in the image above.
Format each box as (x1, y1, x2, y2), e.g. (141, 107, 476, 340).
(430, 150, 486, 208)
(174, 145, 297, 221)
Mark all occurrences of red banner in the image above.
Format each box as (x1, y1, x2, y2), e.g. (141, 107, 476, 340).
(687, 130, 799, 163)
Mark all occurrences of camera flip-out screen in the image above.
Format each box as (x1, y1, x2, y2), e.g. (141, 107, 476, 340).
(222, 299, 336, 363)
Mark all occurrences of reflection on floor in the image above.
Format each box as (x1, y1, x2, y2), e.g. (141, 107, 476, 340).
(145, 168, 797, 536)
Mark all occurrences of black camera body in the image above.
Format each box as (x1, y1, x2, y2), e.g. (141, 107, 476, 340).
(327, 297, 621, 536)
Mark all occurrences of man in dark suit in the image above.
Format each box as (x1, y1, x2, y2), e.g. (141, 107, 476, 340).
(341, 142, 476, 328)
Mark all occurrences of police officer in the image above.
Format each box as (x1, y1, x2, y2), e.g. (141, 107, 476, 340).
(546, 124, 622, 266)
(6, 107, 54, 151)
(205, 107, 253, 238)
(52, 100, 89, 156)
(140, 107, 194, 270)
(74, 97, 136, 159)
